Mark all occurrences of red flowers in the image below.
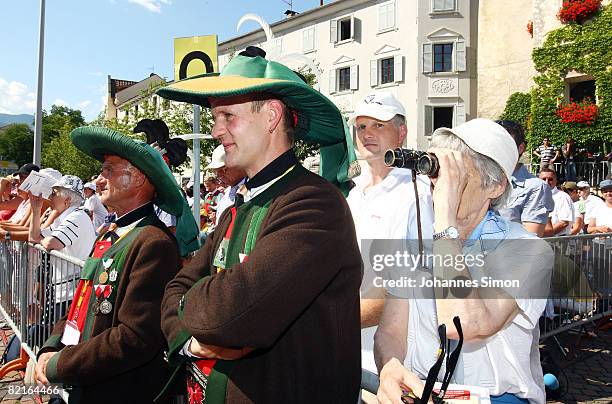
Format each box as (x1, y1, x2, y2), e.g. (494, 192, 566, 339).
(558, 0, 601, 24)
(557, 98, 598, 125)
(527, 21, 533, 37)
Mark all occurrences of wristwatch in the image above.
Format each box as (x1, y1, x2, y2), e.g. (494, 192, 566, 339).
(433, 226, 459, 241)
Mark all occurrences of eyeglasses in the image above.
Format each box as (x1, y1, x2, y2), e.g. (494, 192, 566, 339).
(100, 164, 132, 179)
(401, 317, 464, 404)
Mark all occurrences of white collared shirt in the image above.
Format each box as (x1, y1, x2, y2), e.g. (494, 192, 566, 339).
(550, 187, 575, 236)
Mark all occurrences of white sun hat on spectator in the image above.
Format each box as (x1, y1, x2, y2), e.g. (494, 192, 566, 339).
(205, 145, 226, 170)
(432, 118, 518, 184)
(348, 91, 406, 126)
(39, 168, 63, 182)
(84, 182, 96, 191)
(52, 175, 84, 196)
(576, 180, 590, 188)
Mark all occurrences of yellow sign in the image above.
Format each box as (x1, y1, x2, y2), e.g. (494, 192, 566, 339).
(174, 35, 219, 81)
(0, 160, 17, 169)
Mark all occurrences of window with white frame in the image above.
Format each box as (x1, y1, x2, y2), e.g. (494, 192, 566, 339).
(329, 65, 359, 93)
(303, 27, 315, 53)
(370, 55, 404, 87)
(424, 104, 465, 136)
(338, 67, 351, 92)
(432, 0, 457, 13)
(380, 58, 394, 84)
(378, 1, 396, 32)
(422, 40, 466, 73)
(434, 43, 453, 72)
(330, 15, 355, 44)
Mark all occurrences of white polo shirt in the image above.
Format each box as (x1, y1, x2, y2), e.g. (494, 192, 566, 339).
(550, 187, 574, 236)
(41, 206, 96, 302)
(347, 166, 434, 373)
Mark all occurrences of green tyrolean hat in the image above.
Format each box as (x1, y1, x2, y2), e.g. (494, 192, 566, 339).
(71, 126, 200, 256)
(156, 49, 359, 194)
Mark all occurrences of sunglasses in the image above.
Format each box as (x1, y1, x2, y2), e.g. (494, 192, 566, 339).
(401, 317, 464, 404)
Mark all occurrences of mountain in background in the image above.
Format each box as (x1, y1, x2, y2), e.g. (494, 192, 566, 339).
(0, 113, 35, 129)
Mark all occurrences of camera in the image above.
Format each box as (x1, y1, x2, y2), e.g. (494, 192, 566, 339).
(384, 148, 439, 177)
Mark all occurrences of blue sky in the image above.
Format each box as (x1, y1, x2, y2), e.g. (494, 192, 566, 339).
(0, 0, 323, 121)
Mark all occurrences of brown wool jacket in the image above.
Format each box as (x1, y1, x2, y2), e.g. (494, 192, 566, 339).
(161, 167, 363, 403)
(40, 214, 180, 404)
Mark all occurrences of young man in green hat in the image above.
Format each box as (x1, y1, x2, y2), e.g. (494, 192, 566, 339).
(34, 127, 200, 403)
(158, 47, 362, 403)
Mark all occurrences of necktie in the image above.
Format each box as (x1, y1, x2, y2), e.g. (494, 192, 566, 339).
(103, 222, 119, 244)
(234, 184, 248, 208)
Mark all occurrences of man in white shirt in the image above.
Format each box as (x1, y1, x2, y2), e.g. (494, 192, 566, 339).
(206, 144, 247, 225)
(577, 180, 605, 226)
(539, 168, 574, 236)
(346, 91, 434, 376)
(83, 182, 108, 231)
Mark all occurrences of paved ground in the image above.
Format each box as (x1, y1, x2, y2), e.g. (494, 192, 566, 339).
(544, 320, 612, 404)
(0, 318, 609, 403)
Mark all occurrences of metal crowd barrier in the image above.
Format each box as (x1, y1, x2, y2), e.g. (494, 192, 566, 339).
(358, 233, 612, 396)
(0, 240, 82, 402)
(525, 161, 610, 186)
(540, 232, 612, 339)
(1, 233, 611, 400)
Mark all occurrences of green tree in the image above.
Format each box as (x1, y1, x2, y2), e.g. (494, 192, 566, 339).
(42, 131, 101, 180)
(0, 124, 34, 167)
(42, 105, 86, 143)
(40, 105, 95, 179)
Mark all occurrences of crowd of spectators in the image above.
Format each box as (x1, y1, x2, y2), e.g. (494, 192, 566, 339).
(0, 86, 610, 403)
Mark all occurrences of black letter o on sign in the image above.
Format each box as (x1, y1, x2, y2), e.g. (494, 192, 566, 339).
(179, 51, 214, 80)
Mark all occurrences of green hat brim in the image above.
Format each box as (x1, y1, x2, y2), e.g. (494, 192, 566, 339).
(70, 126, 184, 216)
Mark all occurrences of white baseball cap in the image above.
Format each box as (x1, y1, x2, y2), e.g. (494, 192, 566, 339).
(576, 181, 590, 188)
(205, 144, 225, 170)
(348, 91, 406, 126)
(84, 182, 96, 191)
(432, 118, 518, 184)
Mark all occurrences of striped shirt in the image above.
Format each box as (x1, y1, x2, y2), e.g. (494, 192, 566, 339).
(537, 144, 557, 164)
(41, 206, 96, 261)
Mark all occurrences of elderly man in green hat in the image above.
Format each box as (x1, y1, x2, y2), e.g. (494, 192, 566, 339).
(158, 47, 362, 403)
(34, 127, 200, 403)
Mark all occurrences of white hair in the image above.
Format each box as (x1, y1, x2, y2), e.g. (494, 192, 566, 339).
(430, 132, 511, 211)
(56, 188, 83, 207)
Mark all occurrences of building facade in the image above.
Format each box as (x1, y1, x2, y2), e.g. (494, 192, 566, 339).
(218, 0, 477, 150)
